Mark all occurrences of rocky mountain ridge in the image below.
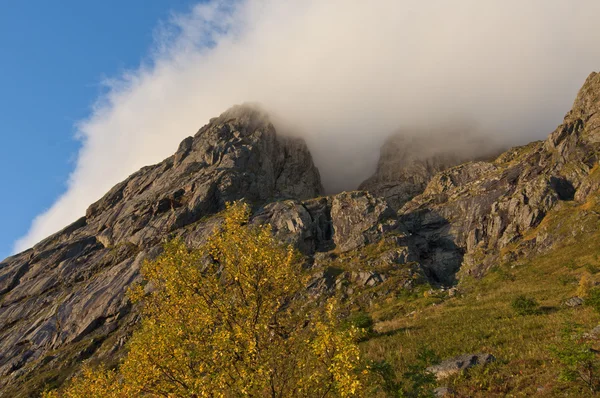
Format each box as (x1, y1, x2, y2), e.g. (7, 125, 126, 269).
(1, 72, 600, 396)
(358, 127, 501, 210)
(400, 71, 600, 281)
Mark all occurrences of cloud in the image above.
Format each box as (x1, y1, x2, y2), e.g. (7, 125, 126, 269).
(14, 0, 600, 253)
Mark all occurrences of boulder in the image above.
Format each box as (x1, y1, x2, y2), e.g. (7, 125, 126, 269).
(564, 297, 584, 307)
(331, 191, 397, 252)
(434, 386, 455, 397)
(585, 325, 600, 340)
(426, 353, 495, 380)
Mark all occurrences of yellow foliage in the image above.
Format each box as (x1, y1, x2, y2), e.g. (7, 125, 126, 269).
(42, 366, 131, 398)
(577, 273, 594, 299)
(47, 202, 365, 397)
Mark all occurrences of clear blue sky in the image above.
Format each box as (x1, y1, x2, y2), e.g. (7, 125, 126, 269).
(0, 1, 200, 260)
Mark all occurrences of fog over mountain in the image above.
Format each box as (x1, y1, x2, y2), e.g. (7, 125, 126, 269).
(14, 0, 600, 252)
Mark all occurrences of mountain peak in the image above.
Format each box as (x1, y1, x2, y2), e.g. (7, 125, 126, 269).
(359, 128, 501, 210)
(203, 103, 272, 134)
(0, 105, 325, 393)
(573, 71, 600, 114)
(545, 71, 600, 159)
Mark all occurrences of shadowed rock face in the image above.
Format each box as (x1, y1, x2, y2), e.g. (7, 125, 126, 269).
(2, 73, 600, 396)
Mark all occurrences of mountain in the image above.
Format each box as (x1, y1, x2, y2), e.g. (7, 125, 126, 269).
(358, 126, 500, 211)
(399, 71, 600, 282)
(1, 72, 600, 396)
(0, 105, 324, 395)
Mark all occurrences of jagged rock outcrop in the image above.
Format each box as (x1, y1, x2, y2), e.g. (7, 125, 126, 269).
(0, 105, 325, 396)
(399, 72, 600, 280)
(251, 198, 333, 255)
(251, 192, 405, 256)
(359, 128, 500, 210)
(251, 193, 424, 300)
(330, 192, 398, 252)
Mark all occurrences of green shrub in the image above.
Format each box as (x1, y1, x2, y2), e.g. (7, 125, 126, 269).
(585, 287, 600, 313)
(551, 323, 600, 393)
(558, 275, 578, 286)
(370, 347, 439, 398)
(585, 263, 600, 274)
(347, 311, 374, 334)
(511, 295, 540, 316)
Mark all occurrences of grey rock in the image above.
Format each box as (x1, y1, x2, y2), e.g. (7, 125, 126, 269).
(351, 271, 386, 287)
(331, 191, 397, 252)
(251, 200, 316, 254)
(375, 247, 415, 266)
(307, 269, 388, 297)
(251, 197, 335, 255)
(307, 267, 344, 296)
(434, 386, 454, 397)
(564, 297, 585, 307)
(426, 353, 495, 380)
(584, 325, 600, 340)
(251, 191, 410, 256)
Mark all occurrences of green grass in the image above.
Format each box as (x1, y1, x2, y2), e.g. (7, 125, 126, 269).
(360, 196, 600, 396)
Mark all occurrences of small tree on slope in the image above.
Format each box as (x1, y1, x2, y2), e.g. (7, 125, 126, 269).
(44, 202, 365, 398)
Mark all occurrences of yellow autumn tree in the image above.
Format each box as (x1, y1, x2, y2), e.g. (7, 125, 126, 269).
(44, 202, 364, 398)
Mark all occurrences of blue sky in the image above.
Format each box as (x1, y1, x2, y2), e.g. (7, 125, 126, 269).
(0, 1, 199, 260)
(3, 1, 599, 260)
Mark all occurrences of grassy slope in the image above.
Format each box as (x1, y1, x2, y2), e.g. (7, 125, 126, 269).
(362, 193, 600, 396)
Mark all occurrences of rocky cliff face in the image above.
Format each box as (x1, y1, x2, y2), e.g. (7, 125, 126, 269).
(2, 73, 600, 396)
(399, 72, 600, 282)
(359, 128, 500, 210)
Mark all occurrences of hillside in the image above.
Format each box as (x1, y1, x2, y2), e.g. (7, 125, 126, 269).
(1, 72, 600, 397)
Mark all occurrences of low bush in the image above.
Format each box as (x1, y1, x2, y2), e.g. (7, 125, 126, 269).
(585, 287, 600, 313)
(551, 323, 600, 393)
(511, 295, 540, 316)
(347, 311, 375, 334)
(577, 273, 594, 298)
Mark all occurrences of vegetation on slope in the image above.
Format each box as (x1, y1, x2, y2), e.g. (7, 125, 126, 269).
(44, 202, 366, 397)
(43, 184, 600, 397)
(361, 190, 600, 396)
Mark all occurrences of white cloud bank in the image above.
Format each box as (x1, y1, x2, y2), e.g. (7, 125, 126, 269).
(14, 0, 600, 253)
